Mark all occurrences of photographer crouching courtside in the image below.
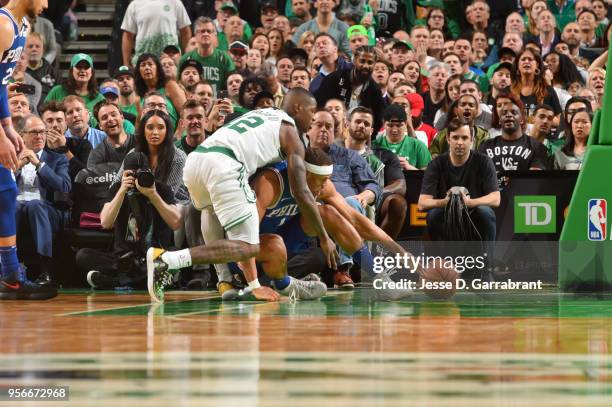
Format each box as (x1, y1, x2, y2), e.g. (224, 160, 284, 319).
(76, 110, 185, 289)
(417, 118, 500, 280)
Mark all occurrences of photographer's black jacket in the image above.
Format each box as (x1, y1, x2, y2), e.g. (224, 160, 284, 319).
(314, 68, 387, 136)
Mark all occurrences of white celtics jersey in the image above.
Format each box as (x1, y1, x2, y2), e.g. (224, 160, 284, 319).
(202, 108, 296, 176)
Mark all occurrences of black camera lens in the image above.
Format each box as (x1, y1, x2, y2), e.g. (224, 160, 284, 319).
(136, 170, 155, 188)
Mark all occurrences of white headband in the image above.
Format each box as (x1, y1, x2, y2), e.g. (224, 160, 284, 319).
(305, 162, 333, 176)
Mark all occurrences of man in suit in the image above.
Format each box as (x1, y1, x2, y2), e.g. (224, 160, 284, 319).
(15, 115, 71, 285)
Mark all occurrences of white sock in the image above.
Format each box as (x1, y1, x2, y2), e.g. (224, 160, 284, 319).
(215, 263, 233, 283)
(161, 249, 192, 270)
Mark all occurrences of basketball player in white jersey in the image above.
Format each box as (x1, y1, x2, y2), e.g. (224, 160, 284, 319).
(147, 88, 338, 303)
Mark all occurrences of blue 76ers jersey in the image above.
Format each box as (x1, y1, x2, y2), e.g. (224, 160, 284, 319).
(260, 162, 301, 233)
(0, 8, 28, 191)
(0, 8, 28, 88)
(259, 162, 316, 254)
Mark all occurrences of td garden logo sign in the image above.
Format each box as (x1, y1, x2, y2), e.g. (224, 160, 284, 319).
(514, 196, 556, 234)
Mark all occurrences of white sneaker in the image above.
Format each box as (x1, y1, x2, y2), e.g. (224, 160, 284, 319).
(363, 267, 413, 302)
(280, 276, 327, 300)
(301, 273, 321, 282)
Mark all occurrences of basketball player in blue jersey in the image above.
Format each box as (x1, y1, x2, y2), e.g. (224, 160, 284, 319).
(252, 148, 415, 300)
(0, 0, 56, 300)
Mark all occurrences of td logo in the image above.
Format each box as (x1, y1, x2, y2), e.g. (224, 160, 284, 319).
(514, 196, 556, 233)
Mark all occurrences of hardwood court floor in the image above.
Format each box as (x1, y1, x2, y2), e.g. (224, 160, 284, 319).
(1, 289, 612, 406)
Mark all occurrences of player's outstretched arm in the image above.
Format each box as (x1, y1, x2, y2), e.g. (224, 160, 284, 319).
(280, 123, 338, 269)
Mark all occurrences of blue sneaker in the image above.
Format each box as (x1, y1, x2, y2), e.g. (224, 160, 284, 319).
(0, 266, 57, 300)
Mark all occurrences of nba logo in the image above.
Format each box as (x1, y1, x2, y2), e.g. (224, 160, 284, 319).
(588, 199, 607, 241)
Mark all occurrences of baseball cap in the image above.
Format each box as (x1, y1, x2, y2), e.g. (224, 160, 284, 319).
(261, 0, 277, 10)
(384, 104, 408, 123)
(70, 53, 93, 68)
(100, 86, 120, 97)
(493, 62, 514, 74)
(180, 59, 204, 76)
(498, 47, 517, 59)
(417, 0, 445, 8)
(347, 25, 368, 39)
(288, 47, 309, 63)
(406, 93, 424, 118)
(229, 41, 249, 54)
(162, 44, 181, 55)
(487, 61, 514, 81)
(392, 40, 414, 51)
(114, 65, 134, 79)
(220, 1, 238, 14)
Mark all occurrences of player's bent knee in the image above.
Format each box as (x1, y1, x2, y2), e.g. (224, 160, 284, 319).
(318, 203, 340, 221)
(259, 234, 287, 261)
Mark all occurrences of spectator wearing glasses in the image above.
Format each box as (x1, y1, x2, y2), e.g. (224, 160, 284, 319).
(14, 115, 71, 287)
(179, 17, 235, 93)
(44, 54, 105, 122)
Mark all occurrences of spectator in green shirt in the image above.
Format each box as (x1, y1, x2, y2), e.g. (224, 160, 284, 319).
(373, 104, 432, 170)
(45, 53, 105, 123)
(547, 0, 576, 31)
(179, 17, 236, 93)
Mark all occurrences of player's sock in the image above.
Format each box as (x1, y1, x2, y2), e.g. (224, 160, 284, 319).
(200, 207, 234, 282)
(0, 187, 18, 280)
(215, 263, 233, 283)
(272, 276, 291, 290)
(161, 249, 192, 270)
(0, 245, 19, 280)
(353, 245, 375, 279)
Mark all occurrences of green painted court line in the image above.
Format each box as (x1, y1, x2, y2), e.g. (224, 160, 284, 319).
(57, 289, 612, 319)
(59, 292, 220, 317)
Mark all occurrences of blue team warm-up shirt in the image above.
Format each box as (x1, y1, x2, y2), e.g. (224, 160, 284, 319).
(0, 8, 28, 192)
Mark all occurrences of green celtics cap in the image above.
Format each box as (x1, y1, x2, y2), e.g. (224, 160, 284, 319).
(220, 1, 238, 14)
(70, 53, 93, 68)
(347, 24, 368, 39)
(392, 40, 414, 51)
(417, 0, 445, 8)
